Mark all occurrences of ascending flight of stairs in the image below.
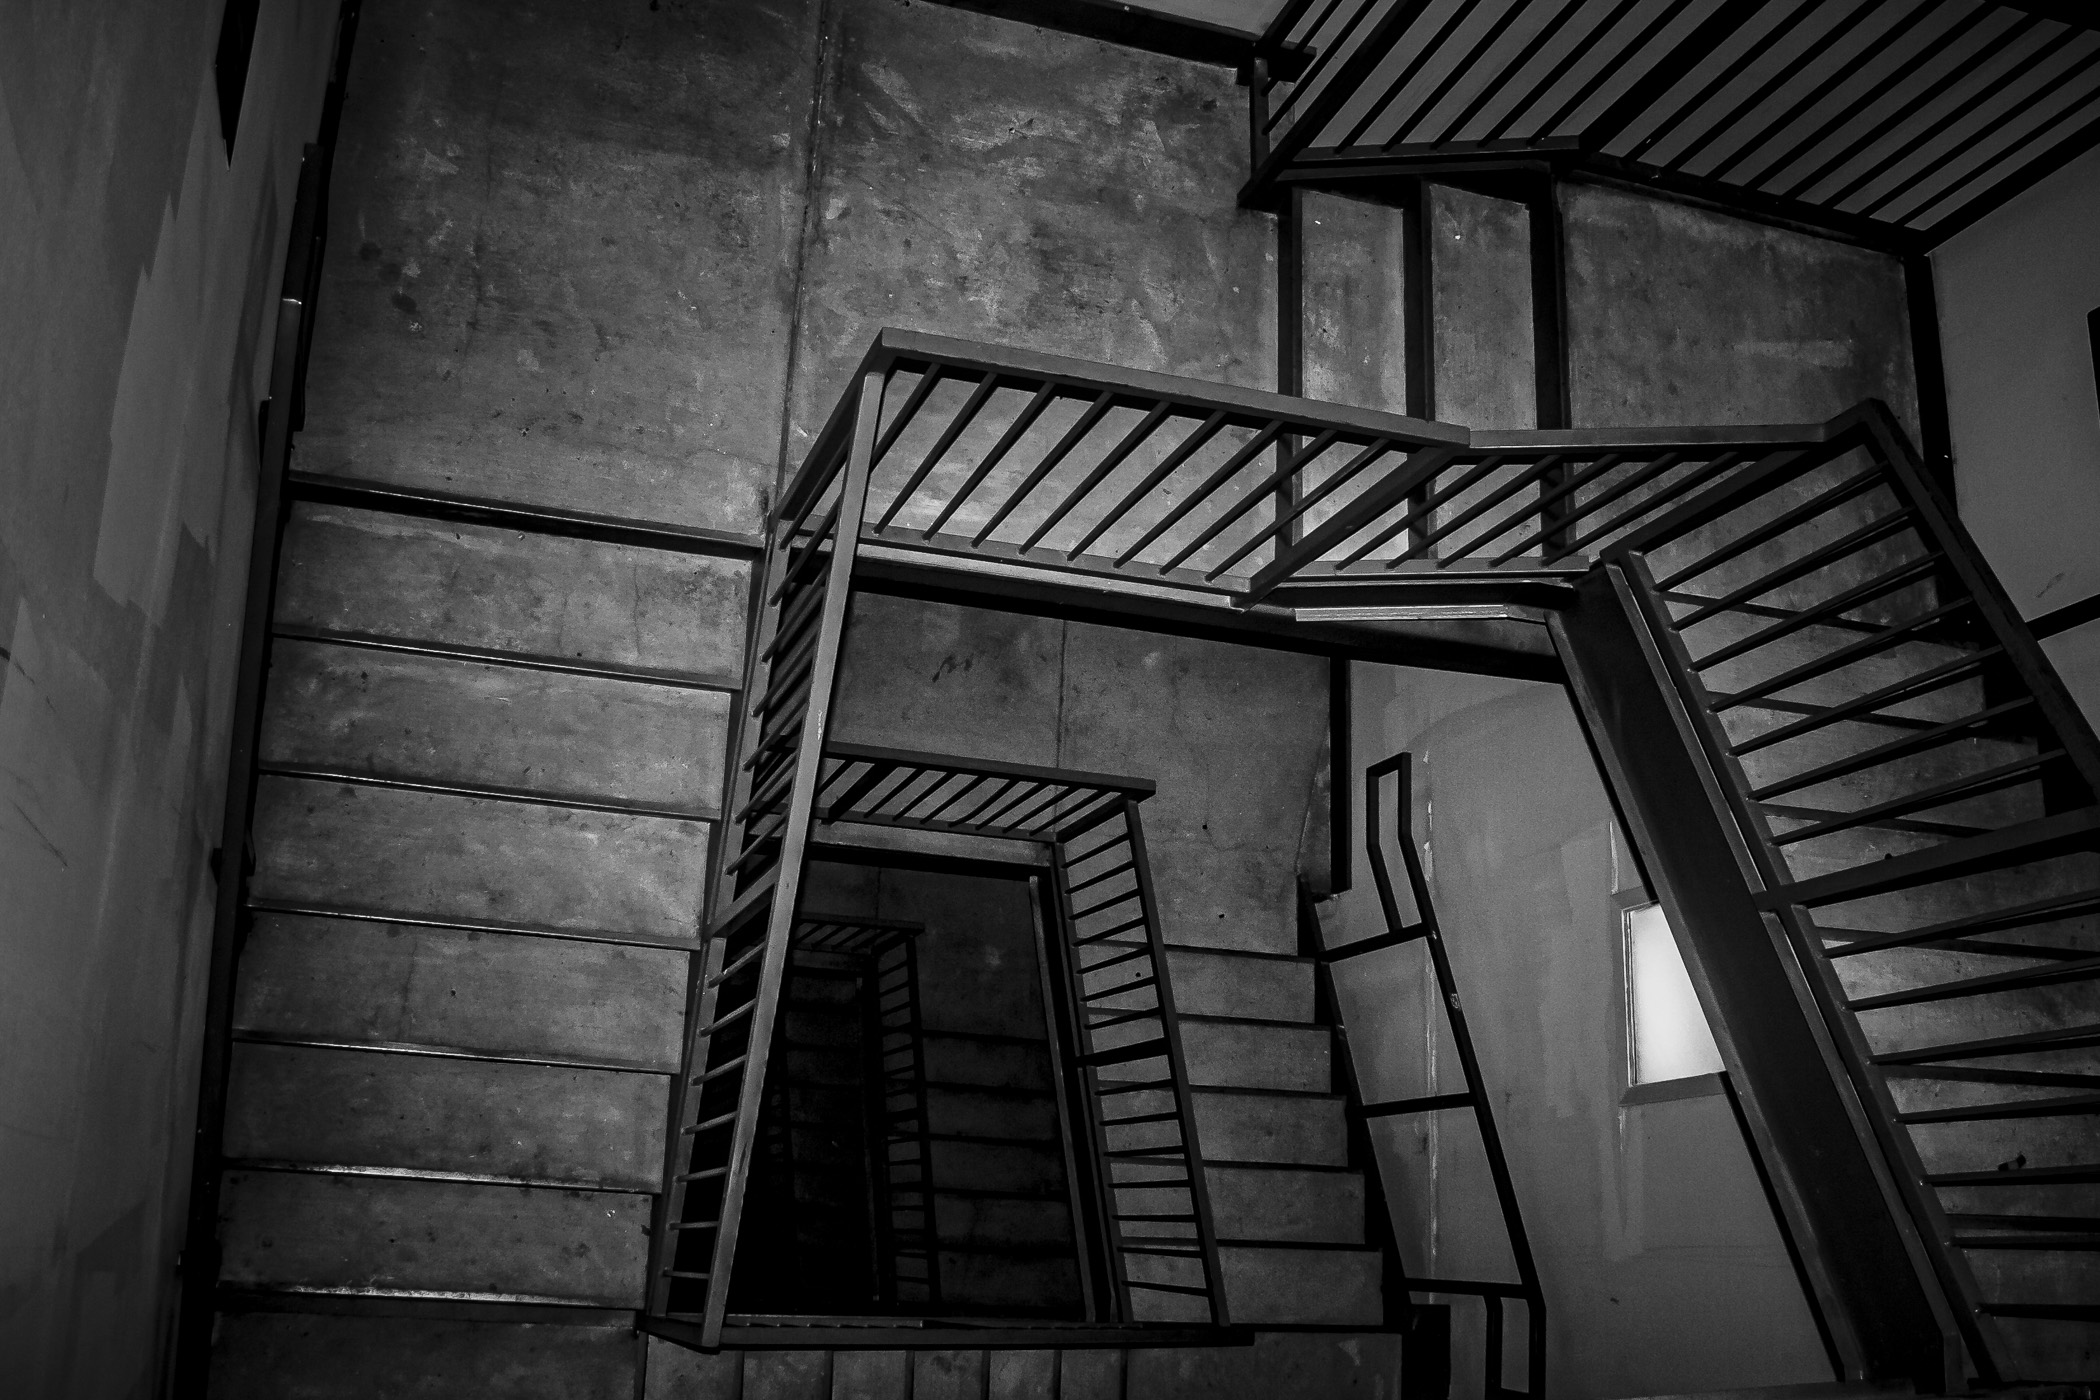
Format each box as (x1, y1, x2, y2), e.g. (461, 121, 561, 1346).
(1591, 432, 2100, 1383)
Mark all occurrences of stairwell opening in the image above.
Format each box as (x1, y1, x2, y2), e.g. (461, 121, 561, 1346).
(724, 857, 1103, 1324)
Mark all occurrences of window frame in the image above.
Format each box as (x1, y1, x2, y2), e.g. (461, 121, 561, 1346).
(1609, 830, 1726, 1107)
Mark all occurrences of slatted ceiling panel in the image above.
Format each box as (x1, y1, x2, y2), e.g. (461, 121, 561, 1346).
(1252, 0, 2100, 243)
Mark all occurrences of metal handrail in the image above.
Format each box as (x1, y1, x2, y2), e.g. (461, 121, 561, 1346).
(1330, 750, 1548, 1400)
(784, 331, 1845, 613)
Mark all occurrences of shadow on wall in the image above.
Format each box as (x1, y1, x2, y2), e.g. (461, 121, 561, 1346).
(1333, 664, 1833, 1400)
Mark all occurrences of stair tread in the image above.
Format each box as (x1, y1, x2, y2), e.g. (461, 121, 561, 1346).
(1770, 807, 2100, 908)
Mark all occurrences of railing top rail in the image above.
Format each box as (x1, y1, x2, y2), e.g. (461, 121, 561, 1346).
(1466, 422, 1833, 453)
(781, 332, 1909, 612)
(876, 328, 1467, 443)
(780, 328, 1470, 526)
(825, 740, 1157, 800)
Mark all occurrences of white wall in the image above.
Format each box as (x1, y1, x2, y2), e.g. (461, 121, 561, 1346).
(0, 2, 336, 1391)
(1935, 145, 2100, 722)
(1326, 664, 1832, 1400)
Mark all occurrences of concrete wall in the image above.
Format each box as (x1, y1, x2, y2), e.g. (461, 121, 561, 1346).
(1564, 184, 1918, 435)
(1300, 179, 1918, 438)
(0, 0, 337, 1390)
(833, 595, 1330, 955)
(1331, 665, 1833, 1400)
(1934, 145, 2100, 725)
(785, 0, 1274, 463)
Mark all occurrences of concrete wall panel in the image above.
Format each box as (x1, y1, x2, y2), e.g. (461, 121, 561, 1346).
(1431, 186, 1534, 431)
(1565, 183, 1916, 433)
(298, 0, 820, 533)
(1056, 621, 1326, 956)
(785, 0, 1275, 463)
(1303, 191, 1408, 414)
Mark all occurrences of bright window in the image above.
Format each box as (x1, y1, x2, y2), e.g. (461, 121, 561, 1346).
(1624, 901, 1724, 1086)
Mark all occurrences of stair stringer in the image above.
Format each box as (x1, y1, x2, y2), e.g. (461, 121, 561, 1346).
(1551, 568, 1962, 1391)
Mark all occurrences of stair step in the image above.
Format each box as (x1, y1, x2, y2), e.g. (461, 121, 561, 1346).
(640, 1333, 1406, 1399)
(1203, 1165, 1364, 1243)
(1177, 1017, 1331, 1093)
(1774, 808, 2100, 909)
(224, 1040, 667, 1190)
(936, 1249, 1085, 1312)
(277, 502, 748, 681)
(211, 1309, 635, 1400)
(217, 1170, 651, 1306)
(251, 774, 709, 942)
(263, 638, 731, 814)
(927, 1083, 1061, 1141)
(232, 911, 687, 1069)
(1220, 1245, 1382, 1326)
(934, 1194, 1076, 1248)
(1162, 948, 1314, 1022)
(1190, 1089, 1347, 1166)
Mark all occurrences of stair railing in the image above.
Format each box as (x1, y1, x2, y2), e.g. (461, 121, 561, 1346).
(1315, 750, 1547, 1400)
(1602, 399, 2100, 1383)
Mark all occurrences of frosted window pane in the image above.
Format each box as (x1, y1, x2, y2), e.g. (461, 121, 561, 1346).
(1625, 902, 1724, 1085)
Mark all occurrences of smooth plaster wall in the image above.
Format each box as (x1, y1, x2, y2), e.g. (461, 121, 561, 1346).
(1934, 144, 2100, 725)
(1330, 665, 1832, 1400)
(0, 0, 336, 1391)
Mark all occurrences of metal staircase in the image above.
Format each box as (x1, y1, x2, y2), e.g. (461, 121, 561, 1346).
(1585, 405, 2100, 1386)
(661, 328, 2100, 1387)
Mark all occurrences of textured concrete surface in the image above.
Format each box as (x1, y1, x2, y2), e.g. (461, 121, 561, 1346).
(233, 913, 686, 1067)
(249, 775, 710, 938)
(263, 640, 731, 810)
(836, 595, 1330, 956)
(1126, 1332, 1407, 1398)
(216, 1170, 652, 1304)
(1565, 183, 1917, 432)
(223, 1042, 667, 1188)
(277, 504, 751, 680)
(211, 1313, 636, 1400)
(0, 2, 338, 1389)
(1302, 191, 1408, 415)
(784, 0, 1275, 465)
(298, 0, 817, 532)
